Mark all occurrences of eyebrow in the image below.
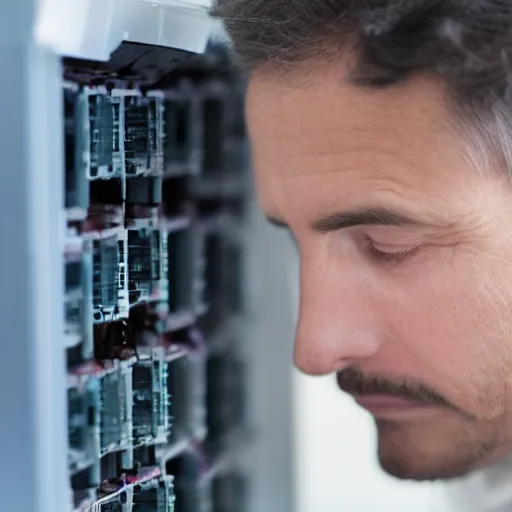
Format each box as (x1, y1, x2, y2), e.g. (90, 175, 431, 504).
(267, 207, 424, 233)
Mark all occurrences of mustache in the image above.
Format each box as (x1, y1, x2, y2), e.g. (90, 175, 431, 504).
(336, 366, 454, 409)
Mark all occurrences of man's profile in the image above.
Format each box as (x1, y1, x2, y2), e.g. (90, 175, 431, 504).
(211, 0, 512, 482)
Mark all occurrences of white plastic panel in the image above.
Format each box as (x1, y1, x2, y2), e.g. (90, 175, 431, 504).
(0, 18, 69, 512)
(36, 0, 213, 61)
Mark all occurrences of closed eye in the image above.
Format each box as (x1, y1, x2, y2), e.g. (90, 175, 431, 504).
(367, 239, 420, 264)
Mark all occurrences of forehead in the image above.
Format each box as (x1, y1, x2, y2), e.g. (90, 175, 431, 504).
(245, 66, 471, 223)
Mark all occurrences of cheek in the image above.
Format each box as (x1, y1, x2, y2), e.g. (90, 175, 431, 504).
(381, 251, 512, 415)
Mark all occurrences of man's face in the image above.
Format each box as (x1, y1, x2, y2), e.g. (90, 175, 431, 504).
(246, 64, 512, 481)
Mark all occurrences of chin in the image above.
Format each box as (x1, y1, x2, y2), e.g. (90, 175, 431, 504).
(377, 453, 470, 482)
(375, 420, 498, 482)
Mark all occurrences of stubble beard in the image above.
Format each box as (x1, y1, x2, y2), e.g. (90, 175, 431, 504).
(374, 416, 504, 481)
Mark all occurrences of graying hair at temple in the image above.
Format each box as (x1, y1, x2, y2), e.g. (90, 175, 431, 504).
(210, 0, 512, 176)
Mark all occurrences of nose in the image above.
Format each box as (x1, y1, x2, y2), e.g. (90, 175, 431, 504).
(294, 253, 385, 376)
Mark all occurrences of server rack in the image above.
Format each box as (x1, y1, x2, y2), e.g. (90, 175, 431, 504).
(64, 43, 251, 512)
(0, 3, 253, 511)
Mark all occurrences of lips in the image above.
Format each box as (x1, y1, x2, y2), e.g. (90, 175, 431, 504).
(353, 395, 434, 417)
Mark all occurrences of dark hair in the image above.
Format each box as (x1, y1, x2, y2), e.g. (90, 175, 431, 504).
(211, 0, 512, 99)
(210, 0, 512, 173)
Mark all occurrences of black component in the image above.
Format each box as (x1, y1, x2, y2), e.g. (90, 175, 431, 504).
(67, 343, 84, 368)
(63, 42, 194, 87)
(108, 43, 193, 79)
(100, 451, 123, 481)
(126, 176, 162, 205)
(167, 229, 194, 313)
(165, 98, 193, 167)
(94, 302, 159, 362)
(64, 89, 79, 208)
(202, 98, 225, 176)
(71, 467, 97, 492)
(66, 260, 82, 291)
(133, 445, 157, 467)
(154, 39, 238, 87)
(162, 176, 191, 216)
(87, 404, 96, 427)
(90, 177, 123, 206)
(95, 318, 132, 362)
